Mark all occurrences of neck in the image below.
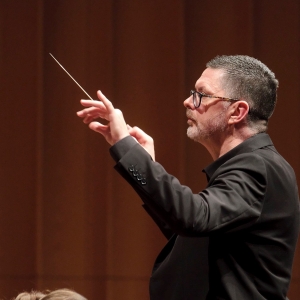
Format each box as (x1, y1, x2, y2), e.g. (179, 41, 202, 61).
(203, 127, 256, 160)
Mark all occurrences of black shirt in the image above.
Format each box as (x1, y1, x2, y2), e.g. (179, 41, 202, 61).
(110, 133, 300, 299)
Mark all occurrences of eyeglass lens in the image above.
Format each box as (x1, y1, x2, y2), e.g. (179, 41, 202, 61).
(191, 90, 201, 108)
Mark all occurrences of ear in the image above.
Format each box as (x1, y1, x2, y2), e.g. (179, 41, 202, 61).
(227, 100, 249, 125)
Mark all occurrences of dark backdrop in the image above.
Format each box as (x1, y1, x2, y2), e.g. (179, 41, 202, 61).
(0, 1, 299, 299)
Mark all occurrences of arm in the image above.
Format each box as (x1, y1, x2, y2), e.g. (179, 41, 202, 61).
(77, 91, 170, 235)
(77, 92, 266, 236)
(113, 141, 267, 236)
(77, 90, 155, 159)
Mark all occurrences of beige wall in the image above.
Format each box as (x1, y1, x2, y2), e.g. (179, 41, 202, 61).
(0, 0, 299, 299)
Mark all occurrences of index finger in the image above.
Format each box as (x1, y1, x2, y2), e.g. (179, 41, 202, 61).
(97, 90, 115, 113)
(80, 99, 105, 109)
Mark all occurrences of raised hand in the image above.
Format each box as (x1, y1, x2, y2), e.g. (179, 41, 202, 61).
(77, 90, 129, 145)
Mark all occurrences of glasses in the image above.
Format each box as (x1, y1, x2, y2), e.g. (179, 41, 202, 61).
(190, 90, 239, 108)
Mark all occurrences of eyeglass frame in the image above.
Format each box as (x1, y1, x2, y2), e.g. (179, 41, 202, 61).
(190, 90, 239, 108)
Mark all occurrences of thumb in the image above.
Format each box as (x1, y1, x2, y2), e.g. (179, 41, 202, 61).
(128, 126, 150, 144)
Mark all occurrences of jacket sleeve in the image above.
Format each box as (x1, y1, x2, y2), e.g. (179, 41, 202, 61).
(112, 139, 267, 237)
(142, 204, 174, 240)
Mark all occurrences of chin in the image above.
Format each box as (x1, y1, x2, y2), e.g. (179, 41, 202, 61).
(187, 127, 199, 141)
(187, 127, 210, 144)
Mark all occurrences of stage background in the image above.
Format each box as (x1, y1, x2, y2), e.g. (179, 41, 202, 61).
(0, 0, 299, 299)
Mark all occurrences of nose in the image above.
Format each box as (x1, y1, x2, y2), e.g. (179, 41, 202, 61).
(183, 94, 194, 109)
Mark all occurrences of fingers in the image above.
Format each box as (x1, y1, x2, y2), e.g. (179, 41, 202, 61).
(83, 113, 105, 124)
(77, 90, 129, 145)
(79, 106, 103, 114)
(97, 90, 115, 113)
(77, 90, 113, 118)
(77, 106, 109, 123)
(89, 121, 109, 134)
(88, 121, 115, 144)
(127, 125, 155, 160)
(128, 126, 153, 144)
(80, 99, 105, 109)
(77, 91, 110, 122)
(78, 90, 111, 115)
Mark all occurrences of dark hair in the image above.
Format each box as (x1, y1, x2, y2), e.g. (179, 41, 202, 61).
(206, 55, 278, 132)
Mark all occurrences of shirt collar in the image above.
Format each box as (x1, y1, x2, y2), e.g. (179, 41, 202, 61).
(203, 133, 274, 180)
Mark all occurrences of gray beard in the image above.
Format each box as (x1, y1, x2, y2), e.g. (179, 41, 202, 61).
(186, 109, 228, 143)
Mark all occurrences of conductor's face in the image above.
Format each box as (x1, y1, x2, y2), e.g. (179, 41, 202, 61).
(183, 68, 230, 144)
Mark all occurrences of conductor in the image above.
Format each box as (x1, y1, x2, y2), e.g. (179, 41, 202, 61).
(77, 55, 299, 300)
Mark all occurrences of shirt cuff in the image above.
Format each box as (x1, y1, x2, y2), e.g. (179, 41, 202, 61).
(109, 136, 138, 162)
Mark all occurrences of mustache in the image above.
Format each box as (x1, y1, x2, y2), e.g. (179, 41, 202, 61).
(186, 109, 194, 120)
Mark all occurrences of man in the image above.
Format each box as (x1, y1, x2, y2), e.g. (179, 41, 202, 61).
(77, 55, 299, 299)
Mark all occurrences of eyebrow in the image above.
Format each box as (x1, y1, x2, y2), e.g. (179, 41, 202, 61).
(196, 86, 216, 95)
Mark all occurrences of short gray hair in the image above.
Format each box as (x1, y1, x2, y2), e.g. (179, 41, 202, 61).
(207, 55, 278, 132)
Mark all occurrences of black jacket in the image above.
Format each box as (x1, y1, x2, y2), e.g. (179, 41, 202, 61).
(110, 133, 299, 299)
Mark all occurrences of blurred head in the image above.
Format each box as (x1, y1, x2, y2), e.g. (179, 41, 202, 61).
(206, 55, 279, 133)
(13, 289, 87, 300)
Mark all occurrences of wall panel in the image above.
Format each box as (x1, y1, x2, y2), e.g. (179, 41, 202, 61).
(0, 0, 299, 299)
(41, 1, 114, 299)
(0, 0, 43, 297)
